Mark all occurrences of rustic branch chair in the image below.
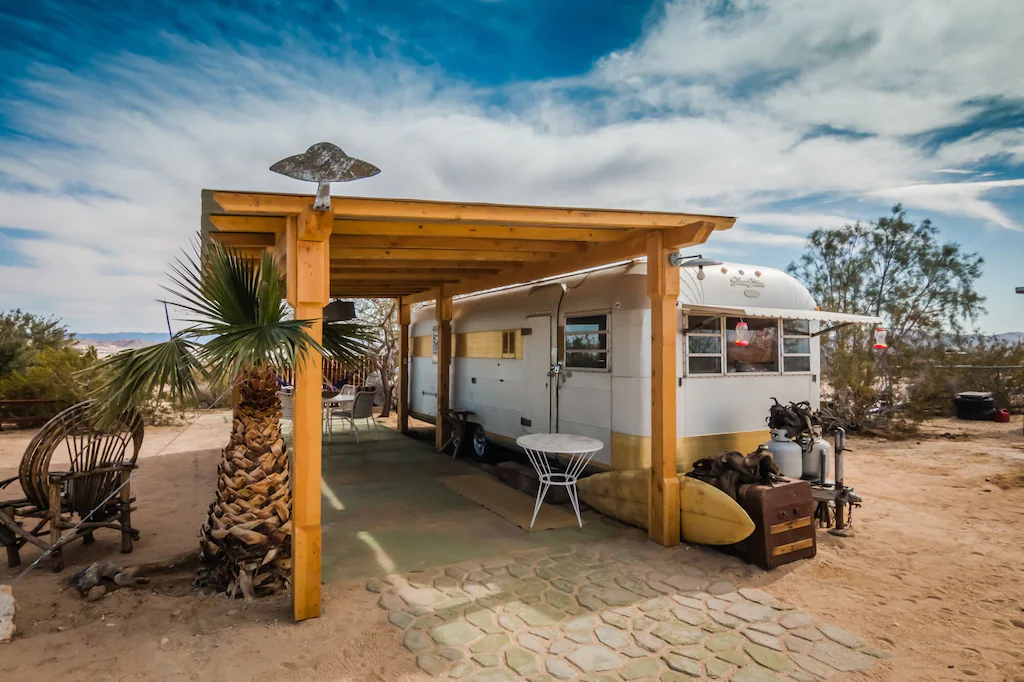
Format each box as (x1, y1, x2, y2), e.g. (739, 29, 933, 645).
(0, 400, 144, 571)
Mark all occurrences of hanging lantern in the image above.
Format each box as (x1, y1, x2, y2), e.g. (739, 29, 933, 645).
(734, 320, 750, 347)
(873, 327, 888, 350)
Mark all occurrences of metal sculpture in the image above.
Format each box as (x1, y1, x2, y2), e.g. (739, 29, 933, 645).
(270, 142, 380, 211)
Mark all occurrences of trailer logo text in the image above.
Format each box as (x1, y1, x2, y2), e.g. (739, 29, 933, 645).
(730, 276, 765, 288)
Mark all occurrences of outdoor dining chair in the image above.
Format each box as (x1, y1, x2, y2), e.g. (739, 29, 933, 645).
(278, 391, 295, 436)
(330, 390, 379, 444)
(0, 400, 143, 571)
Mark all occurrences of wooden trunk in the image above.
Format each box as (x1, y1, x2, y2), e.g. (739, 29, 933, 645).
(719, 478, 816, 570)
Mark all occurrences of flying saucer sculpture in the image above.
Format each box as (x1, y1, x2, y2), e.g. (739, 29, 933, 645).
(270, 142, 380, 211)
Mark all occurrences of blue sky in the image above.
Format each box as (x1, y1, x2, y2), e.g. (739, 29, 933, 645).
(0, 0, 1022, 333)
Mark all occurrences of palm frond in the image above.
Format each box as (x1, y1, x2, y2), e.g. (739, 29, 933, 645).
(322, 321, 374, 363)
(88, 335, 204, 424)
(166, 240, 276, 329)
(197, 321, 323, 385)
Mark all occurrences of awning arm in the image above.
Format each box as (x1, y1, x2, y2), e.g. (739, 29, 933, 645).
(811, 322, 854, 338)
(682, 317, 721, 334)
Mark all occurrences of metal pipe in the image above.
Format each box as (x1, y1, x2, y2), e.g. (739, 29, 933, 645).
(833, 428, 845, 529)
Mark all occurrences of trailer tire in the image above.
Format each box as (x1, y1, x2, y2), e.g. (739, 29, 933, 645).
(468, 423, 495, 463)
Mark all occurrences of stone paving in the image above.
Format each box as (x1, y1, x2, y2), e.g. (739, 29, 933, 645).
(370, 541, 888, 681)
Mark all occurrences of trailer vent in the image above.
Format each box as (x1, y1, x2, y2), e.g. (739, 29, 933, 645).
(520, 417, 532, 426)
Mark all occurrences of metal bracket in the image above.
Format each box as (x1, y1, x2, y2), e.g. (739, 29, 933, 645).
(811, 322, 854, 338)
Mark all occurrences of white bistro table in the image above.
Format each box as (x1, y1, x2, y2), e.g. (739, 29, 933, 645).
(515, 433, 604, 529)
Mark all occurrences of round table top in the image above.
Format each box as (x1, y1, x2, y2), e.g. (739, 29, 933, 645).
(516, 433, 605, 454)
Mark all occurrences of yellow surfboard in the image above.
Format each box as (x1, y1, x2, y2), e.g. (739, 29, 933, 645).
(576, 470, 754, 545)
(678, 476, 755, 545)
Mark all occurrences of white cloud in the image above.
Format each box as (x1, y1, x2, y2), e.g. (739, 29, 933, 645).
(0, 0, 1021, 331)
(870, 179, 1024, 230)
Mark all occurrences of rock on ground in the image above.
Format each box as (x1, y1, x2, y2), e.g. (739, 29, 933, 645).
(0, 584, 15, 643)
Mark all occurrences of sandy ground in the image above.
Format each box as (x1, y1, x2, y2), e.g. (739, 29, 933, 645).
(1, 412, 1023, 681)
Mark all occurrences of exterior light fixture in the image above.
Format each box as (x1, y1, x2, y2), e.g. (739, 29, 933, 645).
(873, 327, 888, 350)
(270, 142, 380, 211)
(323, 300, 356, 322)
(668, 253, 723, 281)
(734, 320, 751, 347)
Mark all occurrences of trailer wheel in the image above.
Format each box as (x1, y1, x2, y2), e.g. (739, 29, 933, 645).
(469, 423, 494, 462)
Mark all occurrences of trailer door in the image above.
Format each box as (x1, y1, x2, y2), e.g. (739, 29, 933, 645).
(522, 315, 554, 433)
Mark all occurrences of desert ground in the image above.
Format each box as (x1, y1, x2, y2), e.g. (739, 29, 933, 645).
(1, 412, 1022, 682)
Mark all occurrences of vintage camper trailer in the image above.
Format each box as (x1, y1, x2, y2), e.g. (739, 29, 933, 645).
(408, 259, 880, 471)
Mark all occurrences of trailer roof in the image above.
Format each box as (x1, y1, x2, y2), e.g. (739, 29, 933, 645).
(202, 189, 735, 303)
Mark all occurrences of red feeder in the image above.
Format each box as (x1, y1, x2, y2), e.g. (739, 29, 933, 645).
(734, 320, 750, 347)
(873, 327, 888, 350)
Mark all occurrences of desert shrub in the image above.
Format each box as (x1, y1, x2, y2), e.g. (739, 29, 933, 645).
(906, 339, 1024, 416)
(0, 310, 98, 418)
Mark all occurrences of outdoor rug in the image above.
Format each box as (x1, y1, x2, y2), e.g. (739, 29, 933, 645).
(437, 473, 581, 532)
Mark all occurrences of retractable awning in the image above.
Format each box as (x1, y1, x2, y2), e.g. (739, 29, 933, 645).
(681, 304, 883, 325)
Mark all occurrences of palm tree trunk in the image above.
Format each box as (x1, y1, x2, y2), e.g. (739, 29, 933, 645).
(197, 363, 291, 598)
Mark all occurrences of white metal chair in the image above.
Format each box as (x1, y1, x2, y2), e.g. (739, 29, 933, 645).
(331, 390, 379, 444)
(278, 391, 295, 436)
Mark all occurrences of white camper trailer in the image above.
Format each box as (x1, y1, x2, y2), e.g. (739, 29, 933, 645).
(408, 259, 879, 472)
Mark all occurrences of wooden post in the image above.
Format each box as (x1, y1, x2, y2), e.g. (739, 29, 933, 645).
(646, 232, 681, 547)
(287, 208, 332, 622)
(398, 298, 411, 434)
(435, 289, 453, 450)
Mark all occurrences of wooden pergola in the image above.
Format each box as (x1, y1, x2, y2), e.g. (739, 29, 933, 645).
(201, 189, 735, 621)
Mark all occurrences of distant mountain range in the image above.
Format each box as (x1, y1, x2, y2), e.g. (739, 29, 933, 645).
(75, 332, 170, 343)
(990, 332, 1023, 345)
(75, 332, 170, 358)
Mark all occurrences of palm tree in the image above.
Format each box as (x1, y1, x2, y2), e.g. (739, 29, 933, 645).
(91, 240, 370, 598)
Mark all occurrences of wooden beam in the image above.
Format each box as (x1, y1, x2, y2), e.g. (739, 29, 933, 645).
(289, 212, 331, 623)
(330, 234, 584, 253)
(436, 290, 452, 451)
(398, 300, 411, 434)
(209, 215, 287, 233)
(209, 232, 276, 247)
(331, 259, 501, 270)
(646, 231, 681, 548)
(330, 270, 489, 281)
(332, 219, 631, 243)
(210, 191, 736, 230)
(404, 232, 648, 305)
(659, 220, 716, 249)
(328, 248, 543, 262)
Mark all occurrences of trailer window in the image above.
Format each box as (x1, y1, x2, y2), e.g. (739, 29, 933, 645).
(565, 314, 609, 370)
(726, 317, 778, 373)
(782, 319, 811, 372)
(685, 316, 722, 374)
(501, 330, 517, 358)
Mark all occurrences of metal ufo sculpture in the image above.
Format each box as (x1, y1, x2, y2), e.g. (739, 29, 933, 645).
(270, 142, 381, 211)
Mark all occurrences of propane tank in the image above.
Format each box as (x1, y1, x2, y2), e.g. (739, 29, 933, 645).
(763, 428, 803, 478)
(802, 429, 833, 483)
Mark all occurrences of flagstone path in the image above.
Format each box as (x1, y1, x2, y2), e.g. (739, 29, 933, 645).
(369, 541, 889, 681)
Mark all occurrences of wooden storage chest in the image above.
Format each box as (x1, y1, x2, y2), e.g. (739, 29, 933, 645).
(718, 477, 816, 569)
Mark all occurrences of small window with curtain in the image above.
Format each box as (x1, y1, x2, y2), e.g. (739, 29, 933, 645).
(782, 319, 812, 372)
(685, 315, 723, 375)
(726, 317, 779, 373)
(564, 314, 610, 370)
(501, 330, 517, 358)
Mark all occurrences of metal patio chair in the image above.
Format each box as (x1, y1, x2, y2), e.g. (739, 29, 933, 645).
(330, 390, 379, 444)
(278, 390, 295, 437)
(0, 401, 143, 571)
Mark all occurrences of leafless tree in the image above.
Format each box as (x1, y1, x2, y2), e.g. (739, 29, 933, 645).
(357, 299, 399, 417)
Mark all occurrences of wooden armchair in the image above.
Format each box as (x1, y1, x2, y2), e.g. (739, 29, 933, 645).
(0, 401, 144, 571)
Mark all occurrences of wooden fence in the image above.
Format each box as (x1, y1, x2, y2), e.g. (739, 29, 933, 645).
(278, 356, 376, 388)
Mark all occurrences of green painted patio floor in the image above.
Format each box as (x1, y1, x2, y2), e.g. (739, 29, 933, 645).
(318, 426, 622, 583)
